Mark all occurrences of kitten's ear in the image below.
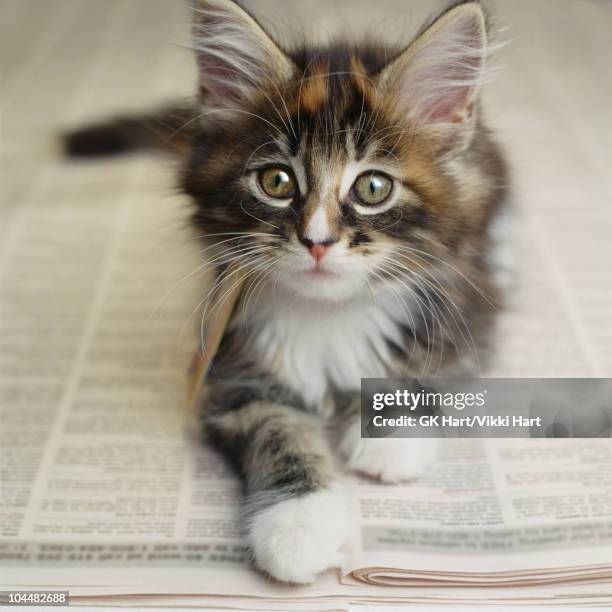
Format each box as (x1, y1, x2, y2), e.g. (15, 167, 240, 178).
(192, 0, 293, 118)
(379, 1, 488, 129)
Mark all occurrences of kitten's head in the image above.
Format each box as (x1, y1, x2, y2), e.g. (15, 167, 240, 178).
(184, 0, 504, 303)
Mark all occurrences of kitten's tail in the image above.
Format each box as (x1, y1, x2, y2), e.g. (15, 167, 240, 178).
(62, 103, 199, 158)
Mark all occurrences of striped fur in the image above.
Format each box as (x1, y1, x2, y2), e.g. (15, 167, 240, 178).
(184, 0, 509, 584)
(64, 0, 510, 584)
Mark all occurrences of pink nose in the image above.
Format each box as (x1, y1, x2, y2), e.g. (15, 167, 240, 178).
(309, 243, 330, 263)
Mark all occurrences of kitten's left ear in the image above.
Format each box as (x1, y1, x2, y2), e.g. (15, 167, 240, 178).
(378, 0, 488, 130)
(192, 0, 294, 120)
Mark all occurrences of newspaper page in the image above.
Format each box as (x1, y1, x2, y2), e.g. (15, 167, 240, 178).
(0, 150, 353, 605)
(2, 1, 612, 604)
(0, 151, 279, 594)
(345, 438, 612, 585)
(1, 155, 612, 606)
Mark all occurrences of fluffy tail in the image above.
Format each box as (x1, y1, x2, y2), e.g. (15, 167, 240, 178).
(62, 103, 199, 158)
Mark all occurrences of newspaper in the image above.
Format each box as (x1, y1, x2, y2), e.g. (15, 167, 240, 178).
(1, 151, 612, 608)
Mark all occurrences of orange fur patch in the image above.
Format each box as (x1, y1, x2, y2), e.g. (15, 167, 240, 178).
(299, 62, 329, 114)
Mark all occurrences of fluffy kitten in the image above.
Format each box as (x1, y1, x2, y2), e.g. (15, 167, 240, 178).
(66, 0, 508, 584)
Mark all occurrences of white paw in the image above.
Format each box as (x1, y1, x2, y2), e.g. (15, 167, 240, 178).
(247, 485, 348, 584)
(340, 419, 439, 483)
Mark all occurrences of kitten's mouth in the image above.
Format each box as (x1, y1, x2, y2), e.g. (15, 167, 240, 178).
(305, 265, 336, 279)
(306, 268, 336, 278)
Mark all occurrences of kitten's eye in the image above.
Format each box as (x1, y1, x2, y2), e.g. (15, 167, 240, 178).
(258, 167, 296, 199)
(353, 173, 393, 206)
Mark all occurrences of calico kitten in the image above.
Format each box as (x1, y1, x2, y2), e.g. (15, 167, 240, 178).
(66, 0, 508, 584)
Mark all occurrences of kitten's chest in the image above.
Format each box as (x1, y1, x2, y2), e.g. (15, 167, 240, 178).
(241, 290, 406, 410)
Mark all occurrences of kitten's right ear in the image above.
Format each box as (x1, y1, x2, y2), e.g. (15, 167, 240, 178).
(192, 0, 293, 121)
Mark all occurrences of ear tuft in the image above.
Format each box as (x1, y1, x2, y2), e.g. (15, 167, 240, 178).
(379, 1, 488, 126)
(192, 0, 293, 118)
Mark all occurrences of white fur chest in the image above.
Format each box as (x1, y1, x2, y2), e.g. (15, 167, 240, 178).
(238, 286, 408, 410)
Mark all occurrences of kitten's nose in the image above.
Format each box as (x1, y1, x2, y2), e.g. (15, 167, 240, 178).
(299, 237, 336, 262)
(310, 243, 329, 263)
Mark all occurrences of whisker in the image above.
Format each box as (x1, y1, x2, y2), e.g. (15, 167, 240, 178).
(379, 253, 480, 366)
(169, 107, 284, 141)
(239, 199, 279, 229)
(191, 231, 277, 241)
(153, 242, 274, 318)
(175, 247, 274, 339)
(382, 260, 450, 372)
(392, 244, 497, 308)
(375, 263, 435, 373)
(192, 234, 263, 259)
(241, 140, 278, 177)
(367, 267, 420, 366)
(241, 256, 280, 324)
(194, 255, 270, 352)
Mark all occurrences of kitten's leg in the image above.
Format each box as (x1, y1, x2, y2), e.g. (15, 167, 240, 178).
(205, 401, 347, 584)
(338, 399, 439, 483)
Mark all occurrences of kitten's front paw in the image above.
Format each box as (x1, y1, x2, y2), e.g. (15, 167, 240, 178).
(340, 420, 438, 483)
(246, 485, 347, 584)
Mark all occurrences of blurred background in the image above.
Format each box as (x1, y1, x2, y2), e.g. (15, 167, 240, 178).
(1, 0, 611, 392)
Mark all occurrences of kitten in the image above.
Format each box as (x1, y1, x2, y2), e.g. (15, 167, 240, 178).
(66, 0, 508, 584)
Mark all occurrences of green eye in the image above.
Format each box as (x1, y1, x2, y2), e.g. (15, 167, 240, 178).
(353, 173, 393, 206)
(258, 167, 296, 199)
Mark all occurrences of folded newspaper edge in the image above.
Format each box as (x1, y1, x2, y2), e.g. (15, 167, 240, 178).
(186, 264, 245, 411)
